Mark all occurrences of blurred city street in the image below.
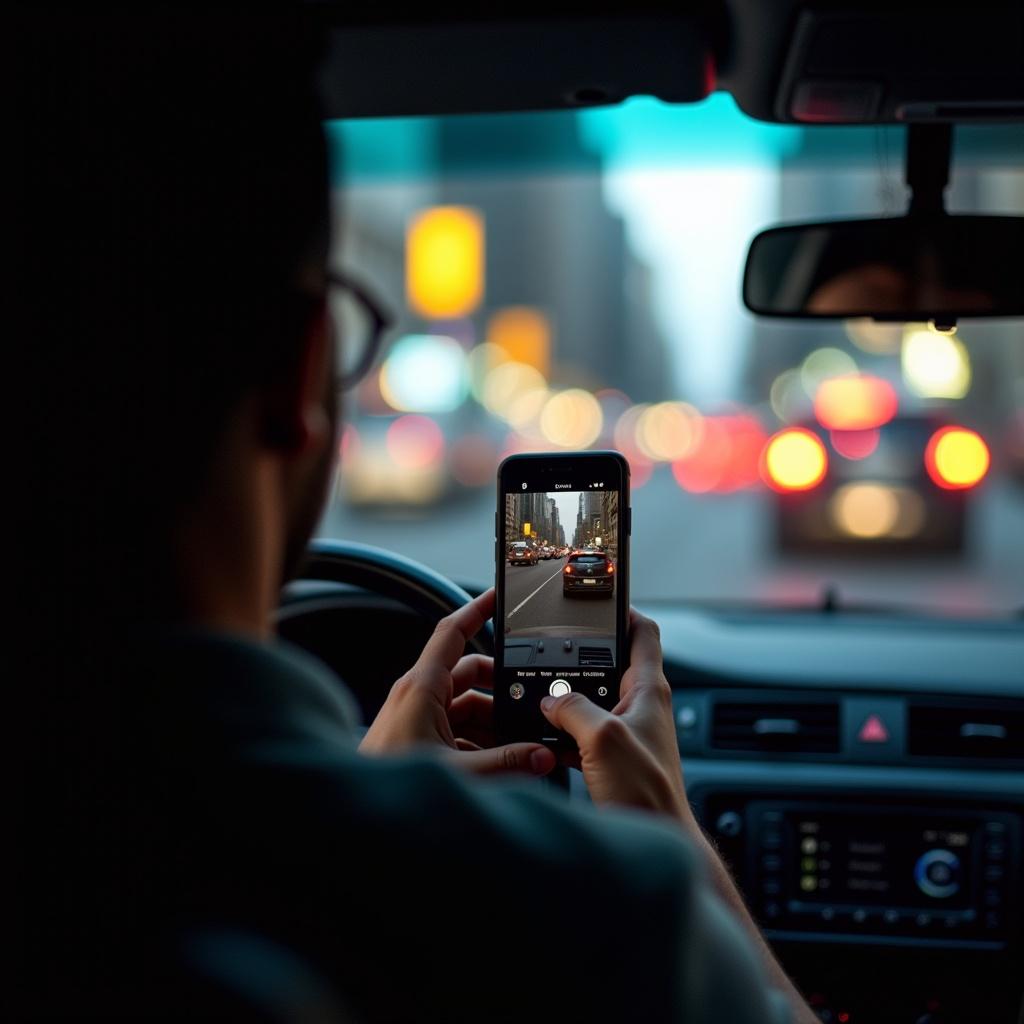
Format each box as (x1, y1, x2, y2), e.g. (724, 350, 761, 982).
(320, 466, 1024, 616)
(503, 560, 615, 637)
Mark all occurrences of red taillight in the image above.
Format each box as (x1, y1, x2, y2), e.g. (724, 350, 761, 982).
(607, 563, 614, 573)
(925, 426, 990, 490)
(761, 427, 828, 493)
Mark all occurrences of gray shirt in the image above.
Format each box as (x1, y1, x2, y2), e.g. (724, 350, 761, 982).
(26, 630, 791, 1022)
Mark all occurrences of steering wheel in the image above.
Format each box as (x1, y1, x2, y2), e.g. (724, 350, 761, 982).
(277, 539, 571, 790)
(278, 537, 493, 656)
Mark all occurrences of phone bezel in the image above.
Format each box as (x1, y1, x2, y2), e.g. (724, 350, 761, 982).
(494, 450, 630, 746)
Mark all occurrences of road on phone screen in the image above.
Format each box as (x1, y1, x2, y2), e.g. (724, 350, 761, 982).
(504, 560, 615, 637)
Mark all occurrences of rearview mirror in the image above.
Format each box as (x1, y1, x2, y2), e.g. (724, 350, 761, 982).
(742, 215, 1024, 321)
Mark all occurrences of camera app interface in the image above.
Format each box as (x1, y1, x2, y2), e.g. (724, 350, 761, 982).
(502, 485, 620, 708)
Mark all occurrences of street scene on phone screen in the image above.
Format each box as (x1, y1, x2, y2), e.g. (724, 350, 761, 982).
(503, 489, 618, 668)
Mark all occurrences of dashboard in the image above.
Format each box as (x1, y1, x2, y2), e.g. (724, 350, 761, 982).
(654, 607, 1024, 1023)
(279, 585, 1024, 1023)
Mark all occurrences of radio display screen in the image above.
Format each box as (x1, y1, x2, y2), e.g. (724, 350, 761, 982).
(786, 813, 974, 909)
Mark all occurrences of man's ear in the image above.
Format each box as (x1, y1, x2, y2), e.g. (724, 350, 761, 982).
(259, 298, 332, 456)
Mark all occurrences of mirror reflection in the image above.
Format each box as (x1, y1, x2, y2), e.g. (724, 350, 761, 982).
(743, 216, 1024, 319)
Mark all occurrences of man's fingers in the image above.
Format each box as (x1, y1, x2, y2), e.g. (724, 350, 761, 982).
(540, 691, 614, 747)
(449, 654, 493, 699)
(448, 688, 493, 729)
(449, 690, 497, 747)
(446, 743, 556, 777)
(619, 610, 665, 699)
(628, 609, 663, 671)
(416, 589, 496, 674)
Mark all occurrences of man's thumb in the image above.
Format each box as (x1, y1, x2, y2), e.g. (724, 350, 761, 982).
(450, 743, 556, 777)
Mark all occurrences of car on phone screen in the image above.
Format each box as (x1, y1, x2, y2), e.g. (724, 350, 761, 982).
(507, 542, 538, 566)
(563, 550, 615, 596)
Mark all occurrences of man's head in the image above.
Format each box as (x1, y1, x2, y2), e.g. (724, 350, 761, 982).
(13, 10, 336, 633)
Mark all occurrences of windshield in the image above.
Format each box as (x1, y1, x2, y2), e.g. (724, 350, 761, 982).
(318, 95, 1024, 616)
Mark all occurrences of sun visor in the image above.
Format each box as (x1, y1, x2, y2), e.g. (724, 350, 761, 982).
(772, 7, 1024, 125)
(316, 11, 717, 119)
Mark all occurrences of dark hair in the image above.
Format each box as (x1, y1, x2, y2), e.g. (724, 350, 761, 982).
(11, 9, 329, 627)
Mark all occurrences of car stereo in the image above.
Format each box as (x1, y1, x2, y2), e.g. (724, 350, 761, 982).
(746, 802, 1018, 945)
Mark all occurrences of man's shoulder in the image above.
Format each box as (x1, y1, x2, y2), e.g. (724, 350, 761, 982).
(129, 627, 361, 749)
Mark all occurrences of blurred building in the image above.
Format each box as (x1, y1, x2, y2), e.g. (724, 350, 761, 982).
(435, 114, 673, 402)
(601, 491, 619, 560)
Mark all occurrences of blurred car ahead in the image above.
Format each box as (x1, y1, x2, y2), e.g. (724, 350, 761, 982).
(764, 413, 990, 554)
(508, 542, 539, 566)
(563, 550, 615, 597)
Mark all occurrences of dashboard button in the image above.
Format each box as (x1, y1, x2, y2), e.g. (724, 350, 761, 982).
(914, 849, 961, 899)
(714, 811, 743, 837)
(676, 704, 698, 730)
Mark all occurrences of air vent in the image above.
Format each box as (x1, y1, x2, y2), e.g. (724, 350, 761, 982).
(712, 701, 840, 754)
(578, 646, 613, 668)
(908, 701, 1024, 763)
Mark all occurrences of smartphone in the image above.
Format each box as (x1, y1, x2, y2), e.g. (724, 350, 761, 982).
(494, 451, 630, 748)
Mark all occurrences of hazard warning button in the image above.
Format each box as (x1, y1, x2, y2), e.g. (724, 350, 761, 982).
(845, 698, 903, 761)
(858, 714, 889, 743)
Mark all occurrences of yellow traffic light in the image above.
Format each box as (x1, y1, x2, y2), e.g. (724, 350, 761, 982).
(406, 206, 484, 319)
(488, 306, 550, 376)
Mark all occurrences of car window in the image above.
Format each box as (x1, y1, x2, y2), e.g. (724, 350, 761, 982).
(318, 95, 1024, 616)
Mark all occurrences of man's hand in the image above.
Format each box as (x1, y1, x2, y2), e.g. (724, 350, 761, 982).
(360, 589, 556, 778)
(540, 609, 695, 825)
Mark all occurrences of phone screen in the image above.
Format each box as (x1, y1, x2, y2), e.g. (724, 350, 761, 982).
(494, 452, 629, 746)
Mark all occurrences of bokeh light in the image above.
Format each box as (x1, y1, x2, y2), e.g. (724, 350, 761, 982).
(613, 403, 648, 454)
(386, 415, 446, 469)
(481, 360, 547, 420)
(505, 386, 551, 430)
(635, 402, 703, 461)
(671, 414, 766, 493)
(830, 483, 900, 538)
(769, 368, 807, 422)
(800, 347, 858, 398)
(814, 375, 898, 431)
(487, 307, 551, 376)
(902, 326, 971, 399)
(761, 427, 828, 492)
(379, 335, 468, 413)
(829, 482, 926, 540)
(406, 206, 484, 319)
(844, 318, 903, 354)
(830, 428, 880, 460)
(925, 426, 990, 490)
(467, 342, 511, 403)
(539, 389, 603, 448)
